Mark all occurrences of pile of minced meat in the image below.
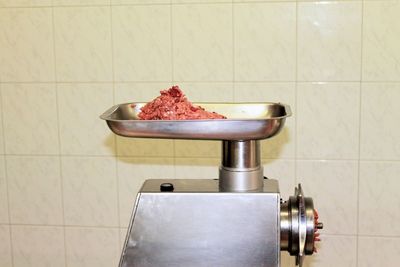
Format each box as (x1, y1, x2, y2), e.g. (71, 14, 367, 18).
(138, 86, 226, 120)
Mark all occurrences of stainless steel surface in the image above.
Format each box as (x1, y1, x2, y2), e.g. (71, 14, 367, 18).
(280, 184, 323, 267)
(100, 102, 291, 140)
(222, 140, 260, 169)
(220, 140, 264, 191)
(219, 166, 264, 192)
(140, 179, 280, 193)
(120, 179, 280, 267)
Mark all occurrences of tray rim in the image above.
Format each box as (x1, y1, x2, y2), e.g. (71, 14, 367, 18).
(100, 102, 292, 122)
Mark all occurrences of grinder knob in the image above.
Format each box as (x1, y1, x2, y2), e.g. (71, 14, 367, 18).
(280, 184, 323, 267)
(160, 183, 174, 192)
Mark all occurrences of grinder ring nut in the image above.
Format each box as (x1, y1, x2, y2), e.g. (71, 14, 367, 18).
(280, 184, 323, 267)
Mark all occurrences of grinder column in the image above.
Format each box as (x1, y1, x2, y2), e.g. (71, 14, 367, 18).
(219, 140, 264, 192)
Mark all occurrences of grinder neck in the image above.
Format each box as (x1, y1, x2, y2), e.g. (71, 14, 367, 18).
(219, 140, 264, 192)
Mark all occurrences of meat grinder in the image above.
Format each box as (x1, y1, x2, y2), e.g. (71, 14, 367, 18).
(101, 102, 323, 267)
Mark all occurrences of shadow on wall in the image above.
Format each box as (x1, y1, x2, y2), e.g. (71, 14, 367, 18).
(103, 133, 116, 155)
(102, 126, 291, 167)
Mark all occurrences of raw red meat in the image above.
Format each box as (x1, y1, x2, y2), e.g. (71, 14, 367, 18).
(138, 86, 226, 120)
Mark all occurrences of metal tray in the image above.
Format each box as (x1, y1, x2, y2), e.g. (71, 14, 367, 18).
(100, 102, 291, 140)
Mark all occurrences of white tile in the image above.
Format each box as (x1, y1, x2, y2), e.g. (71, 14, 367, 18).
(297, 160, 358, 235)
(7, 156, 63, 225)
(175, 140, 220, 158)
(0, 225, 12, 267)
(2, 83, 59, 155)
(235, 0, 292, 2)
(360, 83, 400, 160)
(175, 158, 219, 179)
(54, 6, 113, 82)
(112, 5, 171, 81)
(62, 157, 118, 227)
(117, 157, 174, 227)
(234, 83, 296, 159)
(173, 0, 231, 3)
(359, 161, 400, 236)
(113, 0, 169, 4)
(0, 8, 55, 82)
(363, 1, 400, 81)
(119, 228, 128, 252)
(11, 225, 65, 267)
(54, 0, 110, 5)
(297, 2, 362, 81)
(234, 82, 295, 104)
(280, 254, 294, 267)
(358, 237, 400, 267)
(234, 3, 296, 81)
(262, 159, 295, 198)
(303, 235, 357, 267)
(65, 227, 120, 267)
(177, 82, 233, 102)
(117, 137, 174, 157)
(0, 156, 8, 223)
(0, 88, 4, 154)
(114, 82, 173, 103)
(172, 4, 233, 81)
(0, 0, 51, 6)
(297, 82, 360, 160)
(280, 253, 294, 267)
(57, 83, 115, 155)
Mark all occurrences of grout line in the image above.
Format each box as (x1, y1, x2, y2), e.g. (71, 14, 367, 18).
(109, 0, 121, 250)
(170, 1, 177, 179)
(316, 233, 400, 239)
(0, 0, 369, 9)
(356, 85, 362, 267)
(0, 221, 399, 239)
(2, 153, 400, 162)
(356, 1, 364, 266)
(2, 80, 400, 84)
(0, 85, 15, 267)
(294, 0, 298, 186)
(170, 0, 174, 83)
(232, 0, 235, 101)
(355, 234, 400, 239)
(0, 222, 121, 229)
(51, 5, 67, 267)
(109, 2, 122, 247)
(3, 154, 120, 157)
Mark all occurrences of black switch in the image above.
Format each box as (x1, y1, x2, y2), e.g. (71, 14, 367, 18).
(160, 183, 174, 192)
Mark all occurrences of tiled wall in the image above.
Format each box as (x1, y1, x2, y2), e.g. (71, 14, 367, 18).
(0, 0, 399, 266)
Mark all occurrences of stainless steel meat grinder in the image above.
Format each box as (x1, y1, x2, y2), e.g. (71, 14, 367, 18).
(101, 102, 323, 267)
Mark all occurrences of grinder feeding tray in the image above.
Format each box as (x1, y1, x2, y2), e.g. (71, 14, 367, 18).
(101, 94, 323, 267)
(100, 102, 290, 140)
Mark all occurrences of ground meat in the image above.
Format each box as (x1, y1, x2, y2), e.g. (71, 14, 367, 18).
(138, 86, 226, 120)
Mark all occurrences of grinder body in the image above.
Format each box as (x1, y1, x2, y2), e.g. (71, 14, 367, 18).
(120, 179, 281, 267)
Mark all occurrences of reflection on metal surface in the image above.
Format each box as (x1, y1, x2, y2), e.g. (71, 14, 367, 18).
(220, 140, 264, 192)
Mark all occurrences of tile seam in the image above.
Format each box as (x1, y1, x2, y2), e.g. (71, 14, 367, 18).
(51, 5, 67, 267)
(356, 0, 364, 265)
(109, 1, 122, 251)
(294, 0, 298, 184)
(0, 83, 15, 267)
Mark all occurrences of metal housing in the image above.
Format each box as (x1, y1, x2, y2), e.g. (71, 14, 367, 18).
(120, 179, 281, 267)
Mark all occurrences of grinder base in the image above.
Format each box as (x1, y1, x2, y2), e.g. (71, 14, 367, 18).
(119, 179, 280, 267)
